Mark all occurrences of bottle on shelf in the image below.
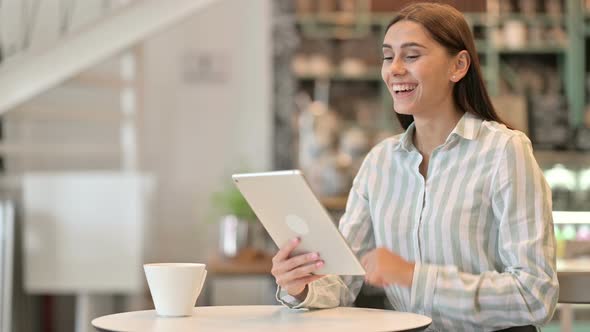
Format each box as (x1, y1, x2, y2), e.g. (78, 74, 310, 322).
(576, 224, 590, 241)
(562, 224, 578, 241)
(544, 164, 577, 211)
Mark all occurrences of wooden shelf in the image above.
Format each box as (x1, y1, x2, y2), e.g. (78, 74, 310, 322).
(489, 14, 565, 25)
(296, 12, 372, 26)
(295, 12, 540, 28)
(295, 69, 381, 82)
(207, 248, 273, 276)
(495, 45, 567, 54)
(534, 150, 590, 169)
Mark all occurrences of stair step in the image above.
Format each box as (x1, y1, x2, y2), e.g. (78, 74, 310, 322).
(5, 107, 126, 123)
(0, 142, 120, 157)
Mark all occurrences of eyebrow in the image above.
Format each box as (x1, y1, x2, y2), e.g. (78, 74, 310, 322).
(382, 42, 427, 49)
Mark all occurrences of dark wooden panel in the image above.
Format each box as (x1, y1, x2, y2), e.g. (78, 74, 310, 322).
(370, 0, 486, 13)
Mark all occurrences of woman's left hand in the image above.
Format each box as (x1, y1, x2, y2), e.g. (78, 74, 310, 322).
(361, 247, 415, 288)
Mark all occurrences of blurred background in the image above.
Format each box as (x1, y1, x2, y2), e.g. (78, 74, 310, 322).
(0, 0, 589, 331)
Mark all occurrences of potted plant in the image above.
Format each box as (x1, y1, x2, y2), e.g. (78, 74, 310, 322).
(211, 184, 258, 257)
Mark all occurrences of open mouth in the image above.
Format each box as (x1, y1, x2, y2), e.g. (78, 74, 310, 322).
(392, 84, 417, 96)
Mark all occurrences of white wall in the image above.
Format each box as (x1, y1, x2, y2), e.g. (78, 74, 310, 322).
(140, 0, 272, 264)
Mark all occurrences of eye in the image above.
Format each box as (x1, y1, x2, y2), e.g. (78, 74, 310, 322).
(405, 55, 420, 61)
(382, 56, 393, 61)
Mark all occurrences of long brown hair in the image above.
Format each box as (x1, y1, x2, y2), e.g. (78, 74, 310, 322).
(386, 2, 506, 129)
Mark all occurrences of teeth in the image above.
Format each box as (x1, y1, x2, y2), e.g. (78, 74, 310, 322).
(392, 84, 417, 92)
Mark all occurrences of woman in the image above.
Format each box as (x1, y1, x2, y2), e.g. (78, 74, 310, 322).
(271, 3, 558, 331)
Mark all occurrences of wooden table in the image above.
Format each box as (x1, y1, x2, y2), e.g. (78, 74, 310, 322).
(92, 305, 432, 332)
(556, 258, 590, 332)
(557, 258, 590, 304)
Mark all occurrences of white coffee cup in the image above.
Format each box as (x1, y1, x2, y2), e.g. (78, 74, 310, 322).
(144, 263, 207, 317)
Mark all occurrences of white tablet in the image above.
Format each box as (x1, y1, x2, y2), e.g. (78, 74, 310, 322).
(232, 170, 365, 276)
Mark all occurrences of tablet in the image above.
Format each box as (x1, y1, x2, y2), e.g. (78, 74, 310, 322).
(232, 170, 365, 276)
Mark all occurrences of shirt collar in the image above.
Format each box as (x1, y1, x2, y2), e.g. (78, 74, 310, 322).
(392, 112, 482, 152)
(392, 122, 416, 152)
(449, 112, 482, 141)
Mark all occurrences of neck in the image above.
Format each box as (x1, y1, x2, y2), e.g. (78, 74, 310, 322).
(413, 106, 463, 155)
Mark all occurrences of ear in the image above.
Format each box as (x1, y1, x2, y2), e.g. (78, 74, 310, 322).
(449, 50, 470, 82)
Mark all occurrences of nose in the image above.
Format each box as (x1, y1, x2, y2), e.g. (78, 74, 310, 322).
(388, 57, 406, 76)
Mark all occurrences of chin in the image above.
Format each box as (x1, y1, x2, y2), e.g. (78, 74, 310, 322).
(393, 104, 417, 116)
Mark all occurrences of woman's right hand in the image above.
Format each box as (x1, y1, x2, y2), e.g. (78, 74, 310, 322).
(271, 237, 325, 300)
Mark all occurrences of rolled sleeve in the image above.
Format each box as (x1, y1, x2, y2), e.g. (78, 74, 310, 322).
(276, 275, 349, 309)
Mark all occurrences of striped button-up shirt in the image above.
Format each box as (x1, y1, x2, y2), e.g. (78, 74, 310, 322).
(278, 112, 559, 331)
